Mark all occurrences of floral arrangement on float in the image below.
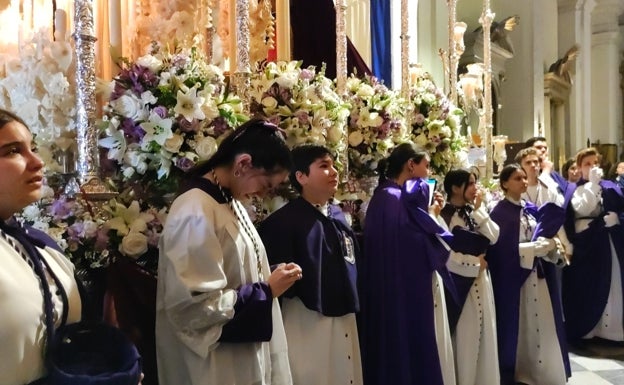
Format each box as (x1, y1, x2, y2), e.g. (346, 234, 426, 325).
(407, 68, 468, 176)
(248, 60, 351, 170)
(0, 29, 76, 174)
(99, 44, 247, 206)
(344, 74, 409, 178)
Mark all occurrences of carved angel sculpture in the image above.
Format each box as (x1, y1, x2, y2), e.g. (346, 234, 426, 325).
(475, 15, 520, 54)
(548, 44, 580, 84)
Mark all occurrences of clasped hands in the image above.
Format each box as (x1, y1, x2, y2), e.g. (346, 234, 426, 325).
(268, 263, 303, 298)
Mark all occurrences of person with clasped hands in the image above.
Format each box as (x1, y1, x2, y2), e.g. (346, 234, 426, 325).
(156, 118, 302, 385)
(562, 147, 624, 343)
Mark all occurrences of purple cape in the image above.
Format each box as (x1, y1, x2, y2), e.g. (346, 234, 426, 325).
(258, 197, 359, 316)
(359, 179, 451, 385)
(488, 200, 570, 383)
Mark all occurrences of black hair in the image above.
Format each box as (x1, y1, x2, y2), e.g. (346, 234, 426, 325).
(0, 108, 28, 130)
(443, 169, 477, 198)
(188, 118, 292, 177)
(289, 144, 333, 193)
(378, 142, 429, 183)
(561, 157, 576, 180)
(525, 136, 547, 148)
(499, 163, 525, 192)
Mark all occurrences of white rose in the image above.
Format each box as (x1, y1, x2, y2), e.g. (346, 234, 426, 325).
(119, 231, 149, 258)
(327, 125, 343, 144)
(414, 133, 429, 147)
(136, 55, 163, 72)
(122, 166, 135, 179)
(348, 131, 364, 147)
(201, 103, 220, 121)
(275, 72, 298, 89)
(110, 94, 147, 121)
(261, 96, 278, 110)
(164, 134, 184, 153)
(195, 136, 218, 160)
(356, 84, 375, 98)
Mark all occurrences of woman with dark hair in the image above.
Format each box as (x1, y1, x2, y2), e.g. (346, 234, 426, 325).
(487, 164, 570, 385)
(360, 142, 456, 385)
(563, 148, 624, 343)
(156, 119, 302, 385)
(561, 158, 581, 183)
(437, 169, 500, 385)
(0, 109, 81, 384)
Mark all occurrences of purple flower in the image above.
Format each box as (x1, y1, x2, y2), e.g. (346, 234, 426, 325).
(171, 54, 189, 69)
(294, 110, 309, 125)
(67, 222, 85, 241)
(300, 69, 315, 81)
(152, 106, 168, 118)
(211, 116, 230, 137)
(121, 118, 146, 144)
(376, 121, 391, 139)
(414, 113, 426, 125)
(49, 198, 74, 220)
(176, 157, 195, 172)
(178, 117, 200, 133)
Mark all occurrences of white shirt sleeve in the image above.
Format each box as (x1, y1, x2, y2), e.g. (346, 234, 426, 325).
(160, 210, 238, 358)
(571, 183, 602, 216)
(472, 206, 500, 244)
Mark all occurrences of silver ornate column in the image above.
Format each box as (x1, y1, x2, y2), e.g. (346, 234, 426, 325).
(400, 0, 409, 97)
(74, 0, 117, 200)
(231, 0, 251, 112)
(335, 0, 348, 181)
(479, 0, 495, 180)
(73, 0, 98, 185)
(447, 0, 457, 103)
(203, 0, 215, 62)
(335, 0, 347, 95)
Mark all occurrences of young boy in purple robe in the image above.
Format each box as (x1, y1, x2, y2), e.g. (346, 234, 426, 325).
(258, 144, 363, 385)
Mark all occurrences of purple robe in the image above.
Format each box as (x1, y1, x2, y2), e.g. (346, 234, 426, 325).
(488, 200, 570, 383)
(563, 180, 624, 340)
(359, 179, 452, 385)
(258, 197, 359, 316)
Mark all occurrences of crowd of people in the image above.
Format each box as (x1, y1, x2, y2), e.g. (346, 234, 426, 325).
(3, 106, 624, 385)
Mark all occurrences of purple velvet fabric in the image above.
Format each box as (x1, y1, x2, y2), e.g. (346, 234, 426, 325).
(258, 198, 360, 317)
(359, 179, 451, 385)
(219, 282, 274, 342)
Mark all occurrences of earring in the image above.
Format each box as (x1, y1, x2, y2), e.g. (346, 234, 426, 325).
(234, 170, 241, 177)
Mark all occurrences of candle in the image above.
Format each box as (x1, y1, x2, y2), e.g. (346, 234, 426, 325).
(54, 9, 67, 41)
(276, 0, 290, 61)
(109, 0, 122, 60)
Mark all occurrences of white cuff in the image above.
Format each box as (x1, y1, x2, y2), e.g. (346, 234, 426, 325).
(446, 251, 481, 277)
(518, 242, 537, 269)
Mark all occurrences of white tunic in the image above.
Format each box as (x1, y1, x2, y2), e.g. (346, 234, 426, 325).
(515, 204, 566, 385)
(0, 234, 82, 385)
(572, 181, 624, 341)
(439, 206, 500, 385)
(432, 271, 457, 385)
(281, 297, 362, 385)
(156, 188, 292, 385)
